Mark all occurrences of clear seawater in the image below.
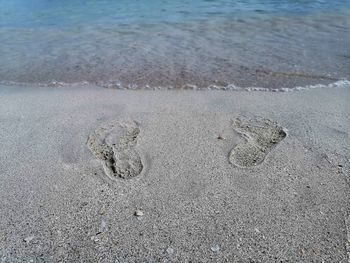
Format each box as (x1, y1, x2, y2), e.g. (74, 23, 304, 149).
(0, 0, 350, 90)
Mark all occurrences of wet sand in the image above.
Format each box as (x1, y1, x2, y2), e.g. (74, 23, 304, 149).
(0, 85, 349, 262)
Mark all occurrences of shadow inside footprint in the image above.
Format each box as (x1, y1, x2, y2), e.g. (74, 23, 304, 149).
(229, 116, 287, 167)
(87, 121, 143, 180)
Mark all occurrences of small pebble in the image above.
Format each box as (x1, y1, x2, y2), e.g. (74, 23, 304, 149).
(211, 244, 220, 252)
(166, 247, 174, 254)
(134, 210, 144, 217)
(217, 135, 225, 140)
(90, 236, 99, 242)
(24, 235, 34, 243)
(101, 220, 107, 229)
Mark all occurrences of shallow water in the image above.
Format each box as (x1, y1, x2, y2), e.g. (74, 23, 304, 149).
(0, 0, 350, 90)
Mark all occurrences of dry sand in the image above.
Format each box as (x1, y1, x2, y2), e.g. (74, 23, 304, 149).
(0, 85, 349, 262)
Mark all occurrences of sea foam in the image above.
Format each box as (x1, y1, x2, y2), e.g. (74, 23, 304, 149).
(1, 79, 349, 92)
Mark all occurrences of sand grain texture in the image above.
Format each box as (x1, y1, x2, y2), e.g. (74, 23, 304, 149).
(0, 85, 349, 262)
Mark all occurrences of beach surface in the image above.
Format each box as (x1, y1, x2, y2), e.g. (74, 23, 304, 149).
(0, 85, 349, 262)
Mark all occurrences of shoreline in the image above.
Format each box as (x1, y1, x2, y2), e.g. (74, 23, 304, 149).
(0, 85, 349, 262)
(1, 78, 349, 92)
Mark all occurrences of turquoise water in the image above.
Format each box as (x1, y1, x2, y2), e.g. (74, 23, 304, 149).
(1, 0, 350, 89)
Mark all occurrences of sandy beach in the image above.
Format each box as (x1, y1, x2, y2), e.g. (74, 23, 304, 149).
(0, 85, 349, 262)
(1, 0, 350, 261)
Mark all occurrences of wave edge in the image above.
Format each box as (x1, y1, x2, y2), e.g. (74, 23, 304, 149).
(0, 79, 349, 92)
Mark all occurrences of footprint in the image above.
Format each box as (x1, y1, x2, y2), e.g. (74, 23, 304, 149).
(87, 121, 143, 180)
(229, 116, 287, 167)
